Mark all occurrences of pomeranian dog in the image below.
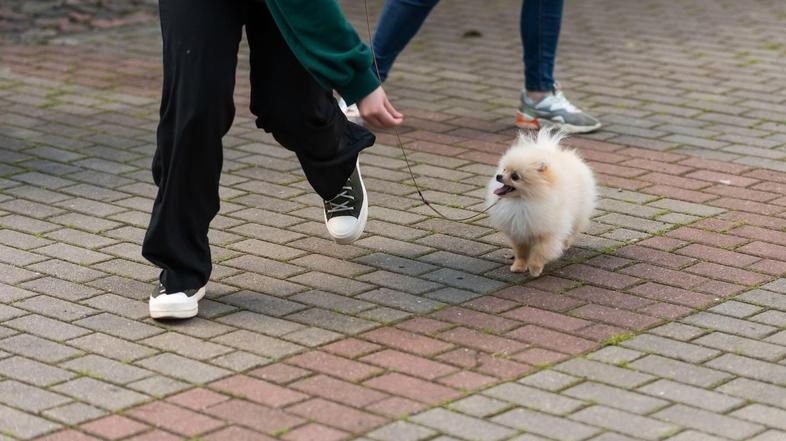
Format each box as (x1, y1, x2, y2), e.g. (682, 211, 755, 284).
(486, 129, 596, 277)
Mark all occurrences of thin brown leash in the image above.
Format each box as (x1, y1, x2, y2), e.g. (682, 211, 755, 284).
(362, 0, 498, 222)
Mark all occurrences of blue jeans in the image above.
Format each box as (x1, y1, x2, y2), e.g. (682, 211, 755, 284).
(372, 0, 564, 91)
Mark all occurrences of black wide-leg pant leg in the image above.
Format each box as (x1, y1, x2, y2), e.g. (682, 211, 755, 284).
(246, 2, 376, 201)
(143, 0, 376, 293)
(143, 0, 244, 293)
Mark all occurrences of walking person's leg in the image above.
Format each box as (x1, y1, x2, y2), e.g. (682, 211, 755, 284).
(372, 0, 441, 82)
(516, 0, 601, 133)
(521, 0, 562, 96)
(340, 0, 439, 123)
(247, 1, 376, 243)
(143, 0, 244, 319)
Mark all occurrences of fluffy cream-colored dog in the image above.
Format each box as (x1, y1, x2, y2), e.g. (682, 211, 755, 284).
(486, 129, 596, 276)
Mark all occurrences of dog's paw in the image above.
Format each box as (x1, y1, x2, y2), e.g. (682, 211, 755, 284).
(510, 260, 527, 273)
(528, 264, 544, 277)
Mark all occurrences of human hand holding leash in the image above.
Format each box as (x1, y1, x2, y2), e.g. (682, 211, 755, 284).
(357, 86, 403, 129)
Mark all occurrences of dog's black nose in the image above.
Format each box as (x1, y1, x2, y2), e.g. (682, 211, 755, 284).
(495, 174, 503, 183)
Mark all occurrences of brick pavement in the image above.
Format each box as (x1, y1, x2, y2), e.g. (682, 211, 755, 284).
(0, 0, 156, 44)
(1, 0, 786, 440)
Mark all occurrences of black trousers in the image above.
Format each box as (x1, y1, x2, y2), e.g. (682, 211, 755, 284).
(142, 0, 375, 292)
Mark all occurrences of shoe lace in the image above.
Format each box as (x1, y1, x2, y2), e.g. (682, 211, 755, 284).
(326, 185, 355, 213)
(548, 91, 580, 113)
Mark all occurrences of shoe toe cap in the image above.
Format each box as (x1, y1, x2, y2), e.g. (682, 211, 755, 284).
(326, 216, 360, 239)
(150, 292, 189, 305)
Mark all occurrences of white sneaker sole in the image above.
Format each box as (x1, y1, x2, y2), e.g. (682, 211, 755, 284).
(149, 286, 206, 319)
(324, 162, 368, 245)
(515, 110, 602, 134)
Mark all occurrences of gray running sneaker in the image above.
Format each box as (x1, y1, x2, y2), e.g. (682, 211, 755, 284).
(516, 89, 601, 134)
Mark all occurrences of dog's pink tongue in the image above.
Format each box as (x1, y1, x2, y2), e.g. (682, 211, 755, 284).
(494, 185, 511, 196)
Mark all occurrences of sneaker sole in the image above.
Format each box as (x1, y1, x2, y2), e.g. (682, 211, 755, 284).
(325, 161, 368, 245)
(149, 287, 206, 319)
(515, 111, 602, 134)
(339, 98, 365, 126)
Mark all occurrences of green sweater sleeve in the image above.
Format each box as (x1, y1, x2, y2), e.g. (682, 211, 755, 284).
(266, 0, 380, 105)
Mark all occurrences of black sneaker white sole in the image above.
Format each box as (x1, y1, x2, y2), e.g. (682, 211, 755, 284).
(149, 285, 206, 319)
(324, 161, 368, 244)
(331, 194, 367, 244)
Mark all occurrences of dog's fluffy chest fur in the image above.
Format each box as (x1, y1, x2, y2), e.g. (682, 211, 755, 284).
(489, 198, 558, 243)
(484, 130, 596, 276)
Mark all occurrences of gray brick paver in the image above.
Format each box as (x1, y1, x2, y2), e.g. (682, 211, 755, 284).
(663, 431, 729, 441)
(681, 312, 776, 339)
(423, 268, 506, 294)
(630, 355, 732, 388)
(693, 332, 786, 361)
(358, 288, 445, 314)
(67, 332, 157, 362)
(0, 334, 82, 363)
(127, 375, 191, 398)
(42, 402, 107, 425)
(136, 353, 230, 384)
(654, 404, 765, 440)
(412, 408, 516, 441)
(492, 408, 601, 441)
(219, 291, 306, 317)
(586, 346, 644, 365)
(622, 334, 720, 363)
(74, 312, 162, 340)
(367, 421, 437, 441)
(15, 295, 98, 321)
(705, 354, 786, 386)
(571, 405, 679, 441)
(731, 404, 786, 431)
(216, 310, 305, 336)
(63, 354, 152, 385)
(448, 395, 511, 418)
(355, 252, 439, 276)
(565, 381, 668, 414)
(289, 290, 376, 314)
(358, 271, 443, 295)
(141, 332, 233, 360)
(638, 379, 743, 413)
(518, 370, 582, 392)
(4, 314, 90, 341)
(717, 378, 786, 409)
(53, 377, 149, 411)
(0, 356, 75, 387)
(0, 404, 61, 439)
(0, 380, 71, 413)
(285, 308, 378, 335)
(484, 382, 584, 416)
(555, 358, 654, 389)
(211, 329, 305, 359)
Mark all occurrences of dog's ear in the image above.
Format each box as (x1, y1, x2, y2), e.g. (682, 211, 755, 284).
(537, 161, 548, 172)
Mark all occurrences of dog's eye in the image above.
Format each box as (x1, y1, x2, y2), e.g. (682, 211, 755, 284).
(511, 172, 520, 181)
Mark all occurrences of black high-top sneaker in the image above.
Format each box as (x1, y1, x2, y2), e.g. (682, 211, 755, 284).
(149, 281, 206, 319)
(323, 160, 368, 244)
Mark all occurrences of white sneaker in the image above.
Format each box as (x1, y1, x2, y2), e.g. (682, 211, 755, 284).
(338, 98, 364, 126)
(323, 160, 368, 244)
(149, 282, 206, 319)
